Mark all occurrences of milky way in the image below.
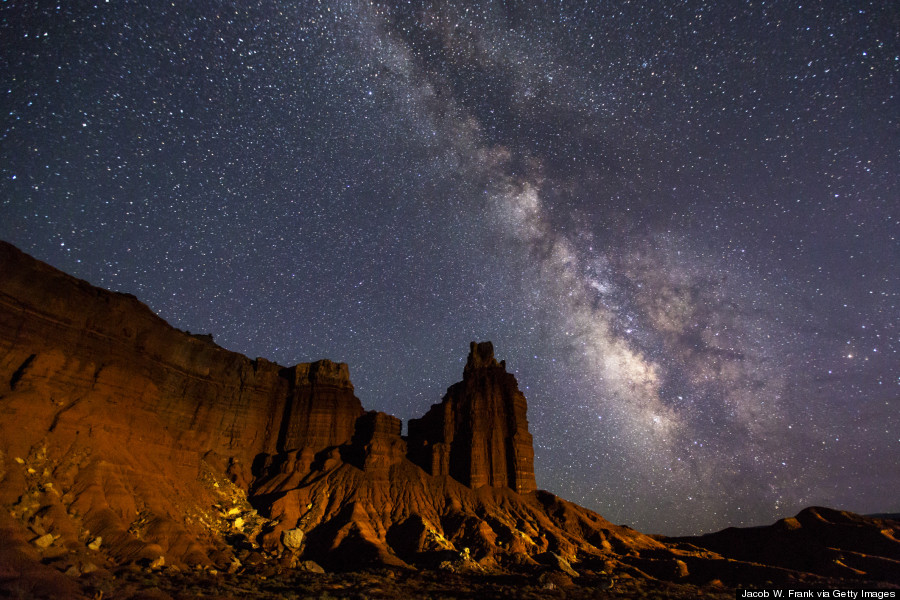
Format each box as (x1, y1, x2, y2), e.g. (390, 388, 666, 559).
(2, 1, 897, 534)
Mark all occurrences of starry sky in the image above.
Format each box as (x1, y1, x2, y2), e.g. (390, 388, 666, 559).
(2, 1, 898, 535)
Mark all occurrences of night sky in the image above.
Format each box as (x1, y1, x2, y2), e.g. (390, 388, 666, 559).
(2, 1, 898, 536)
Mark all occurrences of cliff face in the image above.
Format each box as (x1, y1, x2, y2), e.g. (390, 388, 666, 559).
(279, 361, 363, 454)
(407, 342, 536, 494)
(0, 240, 363, 470)
(0, 241, 366, 567)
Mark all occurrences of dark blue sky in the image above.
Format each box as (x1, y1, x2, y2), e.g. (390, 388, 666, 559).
(2, 1, 897, 535)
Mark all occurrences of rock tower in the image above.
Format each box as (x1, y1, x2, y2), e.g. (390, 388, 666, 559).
(408, 341, 537, 494)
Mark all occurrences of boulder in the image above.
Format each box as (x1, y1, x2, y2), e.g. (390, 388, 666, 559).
(281, 528, 304, 550)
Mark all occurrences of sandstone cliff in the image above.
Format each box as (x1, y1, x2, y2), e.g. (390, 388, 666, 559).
(0, 240, 366, 570)
(407, 341, 536, 494)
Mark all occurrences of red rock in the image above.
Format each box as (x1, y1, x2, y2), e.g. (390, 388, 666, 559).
(408, 342, 536, 494)
(279, 360, 364, 453)
(0, 241, 363, 566)
(352, 411, 407, 473)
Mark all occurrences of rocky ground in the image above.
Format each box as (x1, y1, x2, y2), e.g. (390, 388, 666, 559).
(2, 563, 740, 600)
(6, 547, 900, 600)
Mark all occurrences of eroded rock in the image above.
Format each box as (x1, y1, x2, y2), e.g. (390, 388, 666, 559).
(408, 341, 537, 493)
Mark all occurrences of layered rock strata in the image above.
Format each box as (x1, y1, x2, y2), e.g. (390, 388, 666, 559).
(0, 241, 365, 567)
(279, 361, 363, 453)
(407, 342, 537, 494)
(0, 241, 669, 576)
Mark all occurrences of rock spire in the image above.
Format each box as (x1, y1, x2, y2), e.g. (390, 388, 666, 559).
(408, 341, 537, 494)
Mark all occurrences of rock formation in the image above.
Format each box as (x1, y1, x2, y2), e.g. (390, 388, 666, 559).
(1, 239, 898, 597)
(0, 240, 658, 573)
(278, 361, 363, 454)
(407, 341, 536, 494)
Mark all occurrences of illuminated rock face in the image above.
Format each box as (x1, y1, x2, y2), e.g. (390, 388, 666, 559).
(0, 241, 540, 570)
(279, 360, 364, 454)
(0, 239, 364, 469)
(408, 341, 537, 494)
(0, 240, 366, 565)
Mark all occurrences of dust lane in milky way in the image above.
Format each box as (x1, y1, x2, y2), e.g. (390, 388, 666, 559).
(1, 2, 897, 534)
